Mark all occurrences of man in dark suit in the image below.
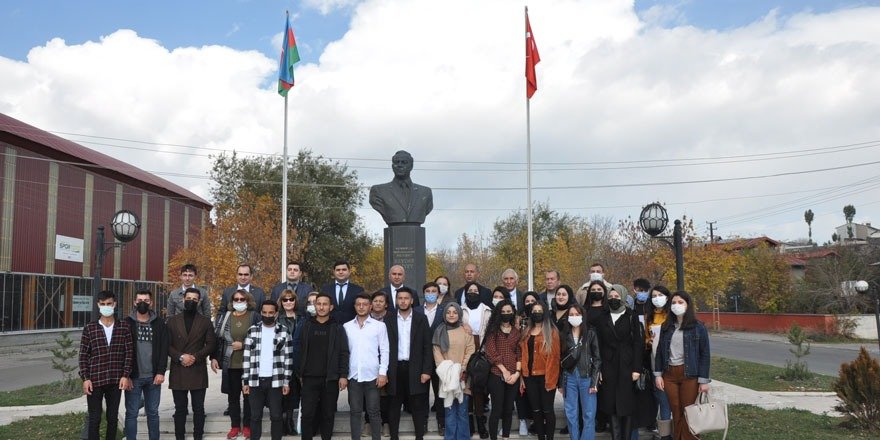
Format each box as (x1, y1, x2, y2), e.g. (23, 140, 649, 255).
(218, 264, 267, 320)
(538, 269, 561, 306)
(368, 150, 433, 226)
(167, 264, 211, 318)
(166, 288, 216, 440)
(454, 263, 492, 306)
(385, 287, 432, 440)
(500, 268, 527, 311)
(319, 260, 363, 324)
(379, 264, 420, 311)
(270, 261, 314, 315)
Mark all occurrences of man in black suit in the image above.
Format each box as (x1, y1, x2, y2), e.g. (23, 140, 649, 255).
(413, 282, 449, 434)
(379, 265, 420, 311)
(270, 261, 314, 315)
(218, 264, 267, 320)
(319, 260, 363, 324)
(385, 287, 432, 440)
(454, 263, 492, 306)
(500, 268, 527, 311)
(538, 269, 561, 306)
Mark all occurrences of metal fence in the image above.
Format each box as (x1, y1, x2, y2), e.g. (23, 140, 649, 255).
(0, 272, 168, 333)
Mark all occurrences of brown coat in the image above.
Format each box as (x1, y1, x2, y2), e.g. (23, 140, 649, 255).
(166, 313, 216, 390)
(520, 329, 561, 390)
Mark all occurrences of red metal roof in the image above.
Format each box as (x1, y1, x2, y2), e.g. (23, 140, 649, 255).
(716, 236, 781, 251)
(0, 112, 212, 209)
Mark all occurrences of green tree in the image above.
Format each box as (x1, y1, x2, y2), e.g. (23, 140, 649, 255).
(209, 150, 371, 286)
(733, 243, 792, 313)
(844, 204, 856, 239)
(804, 209, 814, 243)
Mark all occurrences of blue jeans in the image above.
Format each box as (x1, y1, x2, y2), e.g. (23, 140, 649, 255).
(654, 385, 672, 420)
(444, 394, 469, 440)
(564, 372, 596, 440)
(124, 376, 161, 440)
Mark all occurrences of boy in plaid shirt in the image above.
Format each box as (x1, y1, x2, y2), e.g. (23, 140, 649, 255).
(79, 290, 133, 440)
(242, 300, 293, 440)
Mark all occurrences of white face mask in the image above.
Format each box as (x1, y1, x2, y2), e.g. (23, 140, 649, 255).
(439, 284, 449, 294)
(671, 303, 687, 316)
(99, 305, 115, 317)
(492, 298, 502, 307)
(306, 304, 316, 316)
(233, 302, 247, 312)
(590, 273, 603, 282)
(652, 296, 668, 308)
(567, 315, 583, 327)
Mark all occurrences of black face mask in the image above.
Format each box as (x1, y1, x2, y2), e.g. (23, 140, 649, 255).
(465, 293, 481, 308)
(135, 302, 150, 314)
(590, 291, 604, 301)
(500, 313, 515, 324)
(530, 312, 545, 323)
(262, 315, 276, 325)
(184, 300, 198, 313)
(608, 298, 623, 310)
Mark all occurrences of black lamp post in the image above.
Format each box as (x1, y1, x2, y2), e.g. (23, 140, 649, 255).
(91, 209, 141, 320)
(639, 202, 685, 292)
(854, 279, 880, 354)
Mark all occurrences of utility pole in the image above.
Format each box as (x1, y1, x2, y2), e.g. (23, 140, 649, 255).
(708, 221, 717, 242)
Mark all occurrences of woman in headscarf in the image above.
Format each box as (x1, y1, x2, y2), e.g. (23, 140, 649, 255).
(461, 282, 493, 437)
(433, 302, 476, 440)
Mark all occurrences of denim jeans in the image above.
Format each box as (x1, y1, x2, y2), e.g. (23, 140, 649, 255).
(124, 376, 161, 440)
(348, 379, 382, 440)
(444, 394, 469, 440)
(563, 372, 596, 440)
(654, 386, 672, 420)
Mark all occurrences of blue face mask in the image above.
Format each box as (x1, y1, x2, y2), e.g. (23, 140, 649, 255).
(424, 293, 438, 304)
(636, 291, 649, 302)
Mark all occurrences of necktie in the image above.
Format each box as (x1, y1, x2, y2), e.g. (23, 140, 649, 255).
(337, 283, 345, 305)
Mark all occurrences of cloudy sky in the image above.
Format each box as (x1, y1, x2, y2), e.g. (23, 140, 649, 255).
(2, 0, 880, 250)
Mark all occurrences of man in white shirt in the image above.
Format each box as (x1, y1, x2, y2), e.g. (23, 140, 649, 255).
(343, 293, 389, 440)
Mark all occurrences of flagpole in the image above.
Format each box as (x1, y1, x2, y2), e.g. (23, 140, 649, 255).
(525, 5, 534, 291)
(281, 93, 289, 282)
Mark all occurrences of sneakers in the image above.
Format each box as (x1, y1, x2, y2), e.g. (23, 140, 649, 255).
(362, 422, 371, 437)
(226, 427, 241, 439)
(519, 420, 529, 436)
(382, 424, 390, 437)
(242, 426, 251, 439)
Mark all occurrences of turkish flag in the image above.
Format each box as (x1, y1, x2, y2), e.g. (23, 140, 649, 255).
(525, 11, 541, 99)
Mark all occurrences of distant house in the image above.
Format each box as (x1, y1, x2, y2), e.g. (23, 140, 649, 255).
(783, 249, 839, 280)
(835, 222, 880, 243)
(715, 236, 783, 253)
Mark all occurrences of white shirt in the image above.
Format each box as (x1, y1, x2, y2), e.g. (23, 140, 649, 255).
(238, 284, 251, 292)
(259, 325, 274, 377)
(397, 311, 413, 361)
(389, 285, 401, 307)
(465, 303, 489, 336)
(344, 316, 389, 382)
(336, 281, 349, 302)
(101, 321, 114, 346)
(423, 303, 439, 327)
(508, 289, 519, 309)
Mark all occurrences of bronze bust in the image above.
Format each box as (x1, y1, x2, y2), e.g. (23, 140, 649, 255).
(369, 150, 434, 225)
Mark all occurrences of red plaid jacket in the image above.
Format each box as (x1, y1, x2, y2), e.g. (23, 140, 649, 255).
(79, 319, 134, 388)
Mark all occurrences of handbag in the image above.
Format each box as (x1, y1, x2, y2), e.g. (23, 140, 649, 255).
(633, 367, 649, 391)
(684, 391, 728, 439)
(467, 335, 491, 390)
(560, 340, 581, 371)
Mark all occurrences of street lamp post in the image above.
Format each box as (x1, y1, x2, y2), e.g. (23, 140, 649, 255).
(639, 202, 685, 292)
(854, 279, 880, 354)
(91, 210, 141, 320)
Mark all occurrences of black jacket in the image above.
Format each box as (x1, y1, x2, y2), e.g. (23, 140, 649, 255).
(125, 312, 169, 379)
(292, 316, 350, 381)
(379, 284, 421, 311)
(596, 309, 644, 417)
(384, 310, 433, 396)
(559, 324, 601, 388)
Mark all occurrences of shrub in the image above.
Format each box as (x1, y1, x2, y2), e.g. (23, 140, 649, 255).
(50, 332, 79, 392)
(782, 323, 812, 380)
(833, 347, 880, 432)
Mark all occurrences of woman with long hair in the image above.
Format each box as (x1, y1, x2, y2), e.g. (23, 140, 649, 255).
(515, 291, 540, 436)
(210, 290, 258, 440)
(277, 290, 303, 435)
(433, 302, 476, 440)
(646, 285, 672, 439)
(595, 286, 643, 440)
(519, 301, 560, 440)
(553, 285, 576, 330)
(654, 291, 711, 440)
(484, 299, 521, 440)
(559, 303, 601, 440)
(435, 276, 453, 304)
(584, 281, 607, 327)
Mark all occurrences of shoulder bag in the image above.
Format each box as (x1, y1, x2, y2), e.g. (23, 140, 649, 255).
(684, 391, 728, 440)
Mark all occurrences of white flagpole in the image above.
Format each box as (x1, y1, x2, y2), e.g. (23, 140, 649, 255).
(525, 6, 534, 291)
(281, 93, 289, 282)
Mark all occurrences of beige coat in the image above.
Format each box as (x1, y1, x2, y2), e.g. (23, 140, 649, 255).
(433, 326, 476, 394)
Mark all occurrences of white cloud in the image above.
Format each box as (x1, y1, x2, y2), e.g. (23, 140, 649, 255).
(303, 0, 363, 15)
(1, 0, 880, 255)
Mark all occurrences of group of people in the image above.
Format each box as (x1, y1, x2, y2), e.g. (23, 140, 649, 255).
(78, 260, 711, 440)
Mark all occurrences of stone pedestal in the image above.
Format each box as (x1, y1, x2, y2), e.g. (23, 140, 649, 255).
(384, 225, 426, 301)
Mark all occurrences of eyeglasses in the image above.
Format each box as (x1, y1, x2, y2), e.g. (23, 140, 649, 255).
(237, 273, 250, 276)
(232, 297, 248, 303)
(281, 298, 296, 303)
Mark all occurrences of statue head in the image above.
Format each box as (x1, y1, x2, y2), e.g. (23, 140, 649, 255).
(392, 150, 413, 179)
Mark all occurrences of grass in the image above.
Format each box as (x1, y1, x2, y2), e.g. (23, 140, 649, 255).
(701, 404, 874, 439)
(0, 412, 124, 439)
(0, 381, 82, 406)
(712, 356, 836, 391)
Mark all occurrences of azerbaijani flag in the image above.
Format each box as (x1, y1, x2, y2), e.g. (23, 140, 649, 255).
(278, 13, 300, 97)
(525, 9, 540, 99)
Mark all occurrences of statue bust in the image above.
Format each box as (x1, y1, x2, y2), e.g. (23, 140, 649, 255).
(369, 150, 434, 225)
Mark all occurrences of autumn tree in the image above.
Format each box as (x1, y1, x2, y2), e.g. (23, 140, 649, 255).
(732, 244, 792, 313)
(655, 238, 741, 310)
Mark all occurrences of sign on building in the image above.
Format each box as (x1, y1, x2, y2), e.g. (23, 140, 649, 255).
(55, 234, 84, 263)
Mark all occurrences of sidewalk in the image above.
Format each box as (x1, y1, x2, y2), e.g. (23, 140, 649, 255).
(713, 330, 873, 352)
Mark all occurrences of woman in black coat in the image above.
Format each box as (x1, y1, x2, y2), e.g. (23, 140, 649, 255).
(595, 286, 643, 440)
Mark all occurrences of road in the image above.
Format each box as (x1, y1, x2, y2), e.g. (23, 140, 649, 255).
(711, 332, 877, 376)
(0, 350, 58, 392)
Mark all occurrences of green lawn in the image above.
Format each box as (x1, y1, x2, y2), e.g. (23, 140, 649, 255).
(701, 404, 873, 439)
(0, 381, 82, 406)
(0, 412, 124, 439)
(712, 356, 836, 391)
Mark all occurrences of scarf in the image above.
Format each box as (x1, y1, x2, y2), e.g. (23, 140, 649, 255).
(432, 302, 463, 353)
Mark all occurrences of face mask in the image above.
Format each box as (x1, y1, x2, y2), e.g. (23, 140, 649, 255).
(652, 296, 668, 308)
(567, 315, 583, 327)
(530, 312, 545, 323)
(233, 302, 247, 312)
(501, 313, 515, 323)
(590, 291, 604, 301)
(492, 298, 502, 307)
(439, 284, 448, 294)
(424, 293, 438, 304)
(590, 273, 603, 282)
(671, 303, 687, 316)
(135, 302, 150, 314)
(306, 304, 316, 316)
(466, 293, 481, 306)
(184, 300, 198, 312)
(636, 291, 649, 302)
(262, 315, 276, 325)
(99, 305, 115, 317)
(607, 298, 623, 310)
